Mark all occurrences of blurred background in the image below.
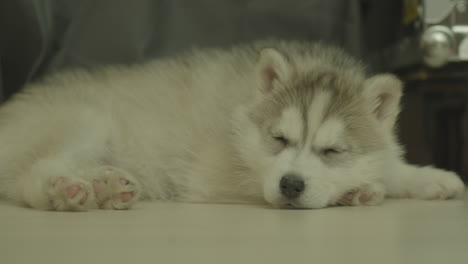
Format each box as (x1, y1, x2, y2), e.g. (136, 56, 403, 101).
(0, 0, 467, 182)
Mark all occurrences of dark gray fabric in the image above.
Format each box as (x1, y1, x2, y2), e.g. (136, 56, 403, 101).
(1, 0, 52, 99)
(1, 0, 379, 100)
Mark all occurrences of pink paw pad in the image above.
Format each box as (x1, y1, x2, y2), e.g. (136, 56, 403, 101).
(359, 192, 374, 203)
(66, 185, 81, 198)
(121, 192, 133, 202)
(92, 180, 105, 199)
(338, 184, 385, 207)
(66, 185, 88, 205)
(92, 166, 140, 209)
(49, 177, 91, 209)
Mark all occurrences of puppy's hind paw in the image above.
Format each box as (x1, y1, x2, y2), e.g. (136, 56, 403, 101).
(47, 176, 96, 211)
(91, 166, 141, 210)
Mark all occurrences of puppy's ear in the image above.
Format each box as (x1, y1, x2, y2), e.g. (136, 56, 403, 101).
(256, 48, 292, 93)
(363, 74, 403, 129)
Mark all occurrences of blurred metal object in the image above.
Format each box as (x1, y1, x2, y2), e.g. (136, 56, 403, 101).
(370, 0, 468, 71)
(420, 0, 468, 67)
(421, 26, 456, 67)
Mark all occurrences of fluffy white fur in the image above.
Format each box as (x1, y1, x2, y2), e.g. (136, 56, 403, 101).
(0, 40, 464, 211)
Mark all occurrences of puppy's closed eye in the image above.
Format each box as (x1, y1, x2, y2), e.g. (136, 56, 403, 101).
(273, 135, 289, 146)
(320, 147, 346, 157)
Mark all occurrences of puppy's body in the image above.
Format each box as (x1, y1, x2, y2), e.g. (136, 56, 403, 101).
(0, 41, 464, 210)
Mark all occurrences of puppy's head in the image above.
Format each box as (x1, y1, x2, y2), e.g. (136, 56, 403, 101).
(233, 43, 402, 208)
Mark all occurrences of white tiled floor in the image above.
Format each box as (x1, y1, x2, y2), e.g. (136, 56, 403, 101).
(1, 192, 467, 264)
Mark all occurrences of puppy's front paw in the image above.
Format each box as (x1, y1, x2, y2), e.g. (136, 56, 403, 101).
(413, 168, 465, 200)
(337, 183, 386, 206)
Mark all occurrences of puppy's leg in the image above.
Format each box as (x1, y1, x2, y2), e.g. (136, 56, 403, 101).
(17, 157, 97, 211)
(382, 161, 465, 199)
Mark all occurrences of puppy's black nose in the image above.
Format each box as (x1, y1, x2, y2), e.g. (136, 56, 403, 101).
(280, 174, 305, 199)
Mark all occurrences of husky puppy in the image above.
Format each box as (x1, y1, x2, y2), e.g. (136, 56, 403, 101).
(0, 40, 464, 211)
